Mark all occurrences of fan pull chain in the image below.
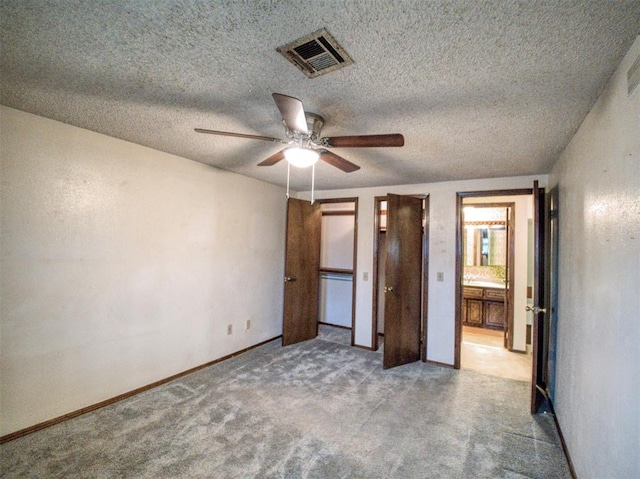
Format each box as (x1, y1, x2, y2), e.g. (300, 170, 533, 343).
(286, 161, 290, 199)
(285, 161, 316, 204)
(311, 162, 315, 204)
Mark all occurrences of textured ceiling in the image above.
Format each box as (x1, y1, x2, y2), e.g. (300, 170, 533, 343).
(1, 1, 639, 190)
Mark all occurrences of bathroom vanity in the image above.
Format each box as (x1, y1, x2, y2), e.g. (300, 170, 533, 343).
(462, 283, 505, 330)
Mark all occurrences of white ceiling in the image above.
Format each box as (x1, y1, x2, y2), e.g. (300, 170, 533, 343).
(1, 1, 639, 190)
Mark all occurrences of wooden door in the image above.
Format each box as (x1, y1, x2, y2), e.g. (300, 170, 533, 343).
(383, 194, 423, 369)
(282, 198, 321, 346)
(530, 181, 546, 412)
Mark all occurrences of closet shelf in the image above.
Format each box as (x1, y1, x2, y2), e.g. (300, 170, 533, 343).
(319, 267, 353, 275)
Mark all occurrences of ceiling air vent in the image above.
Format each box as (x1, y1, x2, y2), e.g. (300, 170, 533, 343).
(628, 53, 640, 97)
(277, 28, 353, 79)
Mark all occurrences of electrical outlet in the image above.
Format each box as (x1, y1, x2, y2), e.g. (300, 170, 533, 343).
(437, 272, 444, 282)
(363, 272, 369, 281)
(246, 319, 251, 330)
(227, 324, 233, 335)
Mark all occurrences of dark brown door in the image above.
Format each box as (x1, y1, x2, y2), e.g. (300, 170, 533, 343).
(530, 181, 546, 412)
(383, 194, 423, 369)
(282, 198, 321, 346)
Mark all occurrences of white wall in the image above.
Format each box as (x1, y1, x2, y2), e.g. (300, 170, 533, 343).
(320, 214, 355, 269)
(549, 37, 640, 478)
(319, 274, 353, 328)
(300, 175, 546, 364)
(0, 106, 287, 436)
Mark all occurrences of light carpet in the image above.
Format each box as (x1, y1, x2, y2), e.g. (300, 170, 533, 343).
(1, 326, 571, 478)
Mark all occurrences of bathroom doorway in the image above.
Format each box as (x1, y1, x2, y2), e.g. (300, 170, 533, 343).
(456, 192, 533, 382)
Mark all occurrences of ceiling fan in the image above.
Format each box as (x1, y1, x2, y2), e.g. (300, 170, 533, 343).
(195, 93, 404, 172)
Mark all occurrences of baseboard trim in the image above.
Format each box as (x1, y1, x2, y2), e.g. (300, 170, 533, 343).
(0, 335, 282, 444)
(352, 344, 375, 351)
(318, 321, 352, 331)
(425, 359, 454, 369)
(509, 348, 528, 354)
(547, 399, 578, 479)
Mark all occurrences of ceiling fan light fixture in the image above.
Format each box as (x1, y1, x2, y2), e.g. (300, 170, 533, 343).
(284, 147, 319, 168)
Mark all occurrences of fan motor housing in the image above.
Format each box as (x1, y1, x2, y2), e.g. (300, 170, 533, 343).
(305, 113, 324, 141)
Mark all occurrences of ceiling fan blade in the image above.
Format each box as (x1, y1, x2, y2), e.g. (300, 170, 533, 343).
(195, 128, 285, 143)
(272, 93, 308, 134)
(257, 149, 287, 166)
(323, 134, 405, 148)
(319, 149, 360, 173)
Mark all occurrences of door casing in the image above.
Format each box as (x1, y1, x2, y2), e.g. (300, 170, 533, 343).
(530, 180, 547, 413)
(460, 201, 516, 350)
(454, 188, 531, 367)
(316, 197, 358, 346)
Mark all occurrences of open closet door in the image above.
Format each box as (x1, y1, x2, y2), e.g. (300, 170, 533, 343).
(530, 181, 547, 412)
(383, 194, 423, 369)
(282, 198, 321, 346)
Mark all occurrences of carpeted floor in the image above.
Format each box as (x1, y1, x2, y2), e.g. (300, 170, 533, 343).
(0, 325, 571, 478)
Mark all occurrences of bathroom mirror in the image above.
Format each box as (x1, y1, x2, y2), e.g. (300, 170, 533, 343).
(463, 224, 507, 266)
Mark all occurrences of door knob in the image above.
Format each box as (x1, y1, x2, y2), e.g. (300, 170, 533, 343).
(525, 305, 546, 314)
(284, 276, 297, 283)
(384, 286, 395, 293)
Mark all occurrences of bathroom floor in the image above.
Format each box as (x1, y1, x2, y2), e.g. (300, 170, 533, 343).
(321, 323, 533, 382)
(461, 326, 532, 382)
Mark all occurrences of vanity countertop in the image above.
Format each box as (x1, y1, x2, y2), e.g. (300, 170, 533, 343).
(463, 281, 505, 289)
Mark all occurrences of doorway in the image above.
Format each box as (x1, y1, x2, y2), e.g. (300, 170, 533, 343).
(282, 197, 357, 347)
(372, 194, 429, 368)
(317, 198, 358, 345)
(456, 191, 534, 382)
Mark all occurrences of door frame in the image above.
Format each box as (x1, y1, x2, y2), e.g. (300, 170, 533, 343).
(460, 201, 516, 349)
(316, 197, 359, 346)
(372, 194, 429, 359)
(454, 188, 531, 368)
(546, 185, 559, 401)
(530, 180, 547, 413)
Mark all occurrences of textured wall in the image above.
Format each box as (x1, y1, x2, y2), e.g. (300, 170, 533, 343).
(0, 107, 287, 436)
(549, 37, 640, 478)
(301, 175, 545, 363)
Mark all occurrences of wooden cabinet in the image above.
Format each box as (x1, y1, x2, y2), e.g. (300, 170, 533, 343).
(461, 286, 483, 326)
(465, 299, 484, 326)
(462, 286, 505, 330)
(484, 301, 505, 329)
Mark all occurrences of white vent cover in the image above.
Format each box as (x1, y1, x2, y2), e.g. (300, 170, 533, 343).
(277, 28, 353, 78)
(628, 53, 640, 97)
